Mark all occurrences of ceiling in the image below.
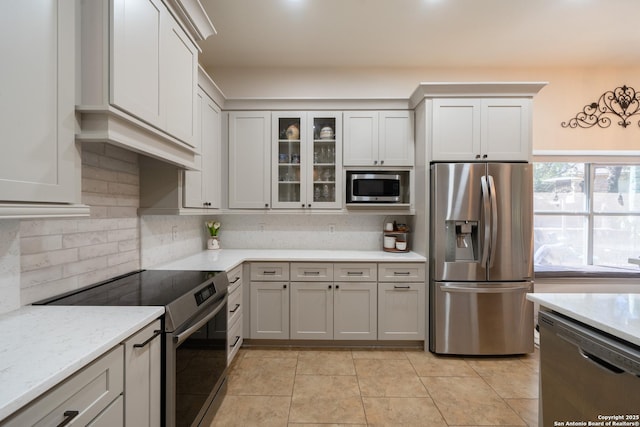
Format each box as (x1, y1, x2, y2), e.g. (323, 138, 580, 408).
(198, 0, 640, 71)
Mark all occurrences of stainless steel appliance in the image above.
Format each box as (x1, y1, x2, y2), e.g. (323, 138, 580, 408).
(36, 270, 229, 427)
(347, 172, 402, 203)
(429, 162, 534, 355)
(539, 311, 640, 424)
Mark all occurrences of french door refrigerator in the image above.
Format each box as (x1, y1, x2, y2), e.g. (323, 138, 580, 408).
(429, 162, 534, 355)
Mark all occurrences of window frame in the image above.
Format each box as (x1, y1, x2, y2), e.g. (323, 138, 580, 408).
(533, 151, 640, 268)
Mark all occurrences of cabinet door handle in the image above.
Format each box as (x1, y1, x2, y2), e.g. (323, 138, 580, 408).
(57, 410, 79, 427)
(373, 160, 378, 165)
(229, 335, 241, 349)
(265, 203, 269, 208)
(335, 284, 340, 289)
(304, 271, 320, 276)
(347, 271, 363, 276)
(263, 271, 276, 275)
(307, 203, 311, 208)
(229, 303, 241, 313)
(393, 285, 411, 289)
(230, 276, 241, 284)
(482, 154, 488, 159)
(393, 271, 411, 276)
(475, 154, 481, 159)
(302, 203, 305, 208)
(133, 330, 162, 348)
(380, 160, 384, 165)
(283, 284, 287, 289)
(328, 285, 332, 289)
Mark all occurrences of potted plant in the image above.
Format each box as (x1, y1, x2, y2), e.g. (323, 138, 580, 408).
(205, 220, 221, 250)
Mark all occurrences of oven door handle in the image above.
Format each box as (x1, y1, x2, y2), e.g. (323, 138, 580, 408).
(174, 295, 227, 345)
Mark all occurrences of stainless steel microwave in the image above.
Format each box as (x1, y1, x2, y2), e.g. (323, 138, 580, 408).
(348, 173, 402, 203)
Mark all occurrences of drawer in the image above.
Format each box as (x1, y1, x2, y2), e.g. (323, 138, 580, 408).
(334, 263, 377, 282)
(250, 262, 290, 281)
(4, 346, 124, 427)
(290, 263, 334, 281)
(227, 263, 243, 293)
(228, 285, 242, 326)
(227, 316, 243, 365)
(378, 263, 426, 282)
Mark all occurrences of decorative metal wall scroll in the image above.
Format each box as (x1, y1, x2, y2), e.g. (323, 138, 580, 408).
(561, 85, 640, 129)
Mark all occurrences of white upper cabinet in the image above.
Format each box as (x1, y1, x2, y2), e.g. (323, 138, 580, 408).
(0, 1, 86, 216)
(432, 98, 531, 162)
(343, 111, 414, 167)
(272, 112, 342, 209)
(183, 88, 221, 209)
(111, 0, 163, 126)
(228, 112, 272, 209)
(78, 0, 204, 168)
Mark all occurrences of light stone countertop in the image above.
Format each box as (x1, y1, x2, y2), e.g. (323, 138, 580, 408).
(527, 293, 640, 346)
(0, 305, 164, 422)
(151, 248, 427, 272)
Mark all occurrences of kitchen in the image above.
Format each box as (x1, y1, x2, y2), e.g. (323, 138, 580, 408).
(1, 0, 640, 426)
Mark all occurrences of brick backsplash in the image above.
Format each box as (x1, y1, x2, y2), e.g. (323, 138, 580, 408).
(20, 143, 140, 304)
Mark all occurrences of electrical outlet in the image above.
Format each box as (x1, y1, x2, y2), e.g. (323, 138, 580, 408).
(172, 226, 178, 241)
(329, 224, 336, 233)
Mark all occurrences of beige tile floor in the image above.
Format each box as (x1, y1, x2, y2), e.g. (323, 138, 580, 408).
(210, 346, 539, 427)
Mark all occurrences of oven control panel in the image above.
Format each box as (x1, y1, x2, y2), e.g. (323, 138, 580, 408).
(194, 283, 217, 306)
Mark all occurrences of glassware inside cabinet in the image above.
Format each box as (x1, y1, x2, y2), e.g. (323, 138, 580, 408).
(312, 116, 337, 203)
(277, 117, 302, 203)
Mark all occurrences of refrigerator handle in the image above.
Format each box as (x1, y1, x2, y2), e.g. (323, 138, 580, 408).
(488, 175, 498, 268)
(480, 175, 491, 268)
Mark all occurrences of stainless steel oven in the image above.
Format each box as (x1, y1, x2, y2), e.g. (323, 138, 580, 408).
(35, 269, 229, 427)
(168, 290, 227, 427)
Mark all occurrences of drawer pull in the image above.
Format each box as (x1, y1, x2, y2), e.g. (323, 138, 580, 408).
(304, 271, 321, 276)
(393, 271, 411, 276)
(229, 303, 241, 313)
(263, 271, 276, 275)
(133, 330, 162, 348)
(230, 276, 241, 284)
(393, 285, 411, 290)
(230, 335, 241, 348)
(58, 410, 79, 427)
(347, 271, 363, 276)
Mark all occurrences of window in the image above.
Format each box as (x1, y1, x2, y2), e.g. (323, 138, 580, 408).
(533, 162, 640, 268)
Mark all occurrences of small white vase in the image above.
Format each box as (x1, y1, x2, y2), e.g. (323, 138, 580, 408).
(207, 237, 220, 250)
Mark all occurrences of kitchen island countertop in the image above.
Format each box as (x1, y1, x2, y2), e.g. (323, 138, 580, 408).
(527, 293, 640, 346)
(151, 248, 427, 272)
(0, 305, 164, 422)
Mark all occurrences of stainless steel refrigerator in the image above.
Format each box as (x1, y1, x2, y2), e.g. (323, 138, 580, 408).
(429, 162, 534, 355)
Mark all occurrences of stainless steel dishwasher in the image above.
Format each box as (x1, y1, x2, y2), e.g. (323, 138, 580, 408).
(539, 311, 640, 426)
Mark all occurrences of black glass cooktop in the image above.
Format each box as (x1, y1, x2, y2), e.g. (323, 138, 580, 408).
(35, 270, 224, 307)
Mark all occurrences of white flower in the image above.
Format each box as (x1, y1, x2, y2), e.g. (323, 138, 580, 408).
(205, 220, 221, 236)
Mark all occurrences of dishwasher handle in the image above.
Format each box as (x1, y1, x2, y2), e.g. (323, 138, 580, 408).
(579, 349, 625, 375)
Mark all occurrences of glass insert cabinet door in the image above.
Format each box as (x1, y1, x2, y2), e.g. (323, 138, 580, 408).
(272, 112, 342, 209)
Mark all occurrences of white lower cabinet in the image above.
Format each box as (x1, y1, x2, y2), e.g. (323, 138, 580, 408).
(289, 281, 377, 340)
(378, 262, 426, 341)
(87, 395, 124, 427)
(2, 318, 162, 427)
(248, 262, 425, 342)
(227, 264, 244, 364)
(123, 320, 161, 427)
(290, 282, 333, 339)
(2, 347, 124, 427)
(333, 282, 377, 340)
(250, 282, 290, 339)
(377, 282, 426, 340)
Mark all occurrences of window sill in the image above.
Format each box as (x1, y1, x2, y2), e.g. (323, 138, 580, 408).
(534, 264, 640, 279)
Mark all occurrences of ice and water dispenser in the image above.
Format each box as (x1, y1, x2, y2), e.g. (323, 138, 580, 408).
(444, 220, 479, 262)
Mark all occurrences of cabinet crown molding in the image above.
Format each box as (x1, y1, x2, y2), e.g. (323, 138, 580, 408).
(409, 82, 548, 109)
